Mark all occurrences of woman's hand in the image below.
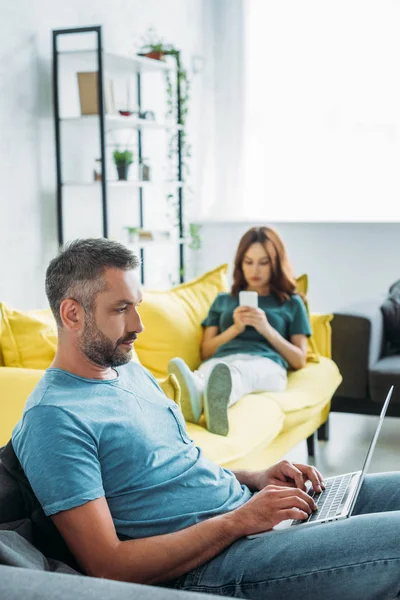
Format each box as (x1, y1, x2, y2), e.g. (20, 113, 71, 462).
(232, 306, 248, 334)
(240, 307, 272, 338)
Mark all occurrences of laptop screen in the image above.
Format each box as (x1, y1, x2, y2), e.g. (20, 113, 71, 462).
(348, 385, 394, 515)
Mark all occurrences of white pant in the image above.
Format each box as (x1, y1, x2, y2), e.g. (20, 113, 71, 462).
(195, 354, 287, 407)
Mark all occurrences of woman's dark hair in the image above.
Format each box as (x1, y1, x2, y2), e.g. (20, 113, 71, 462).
(231, 226, 297, 303)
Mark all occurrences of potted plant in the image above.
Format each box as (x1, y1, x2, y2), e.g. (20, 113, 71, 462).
(125, 226, 141, 244)
(113, 150, 133, 181)
(139, 43, 165, 61)
(138, 28, 168, 61)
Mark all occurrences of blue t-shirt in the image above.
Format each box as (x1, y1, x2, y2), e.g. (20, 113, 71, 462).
(12, 363, 251, 539)
(202, 292, 311, 369)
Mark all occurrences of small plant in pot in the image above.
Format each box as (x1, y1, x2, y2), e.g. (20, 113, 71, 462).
(138, 28, 167, 61)
(125, 226, 141, 244)
(140, 43, 165, 61)
(113, 150, 133, 181)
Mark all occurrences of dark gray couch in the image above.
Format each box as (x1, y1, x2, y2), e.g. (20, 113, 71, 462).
(331, 298, 400, 418)
(1, 563, 217, 600)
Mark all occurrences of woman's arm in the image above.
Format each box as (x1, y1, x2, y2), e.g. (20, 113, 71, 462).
(200, 307, 248, 360)
(200, 325, 240, 360)
(261, 330, 307, 370)
(240, 308, 307, 370)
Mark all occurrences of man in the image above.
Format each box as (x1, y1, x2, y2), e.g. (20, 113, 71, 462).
(13, 239, 400, 599)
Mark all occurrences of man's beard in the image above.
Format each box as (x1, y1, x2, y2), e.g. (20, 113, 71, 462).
(80, 315, 136, 368)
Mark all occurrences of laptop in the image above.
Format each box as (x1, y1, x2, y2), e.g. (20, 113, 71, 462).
(247, 385, 394, 538)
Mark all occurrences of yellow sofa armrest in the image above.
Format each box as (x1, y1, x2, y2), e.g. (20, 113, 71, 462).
(310, 313, 333, 359)
(0, 367, 45, 446)
(157, 373, 181, 406)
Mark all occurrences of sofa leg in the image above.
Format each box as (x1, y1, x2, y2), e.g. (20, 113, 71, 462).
(307, 432, 316, 458)
(317, 417, 330, 442)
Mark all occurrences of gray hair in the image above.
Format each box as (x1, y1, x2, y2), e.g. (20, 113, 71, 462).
(45, 238, 140, 327)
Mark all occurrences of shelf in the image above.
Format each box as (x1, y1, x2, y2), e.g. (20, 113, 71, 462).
(125, 238, 185, 250)
(54, 26, 185, 286)
(63, 181, 183, 188)
(59, 50, 172, 73)
(61, 114, 183, 131)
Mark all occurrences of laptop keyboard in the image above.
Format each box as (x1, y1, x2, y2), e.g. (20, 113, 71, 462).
(292, 473, 353, 526)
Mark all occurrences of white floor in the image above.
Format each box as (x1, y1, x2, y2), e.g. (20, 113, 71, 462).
(283, 412, 399, 477)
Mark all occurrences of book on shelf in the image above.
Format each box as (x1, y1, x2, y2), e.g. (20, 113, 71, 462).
(77, 72, 115, 115)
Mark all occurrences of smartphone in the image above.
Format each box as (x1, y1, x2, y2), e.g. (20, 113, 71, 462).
(238, 290, 258, 308)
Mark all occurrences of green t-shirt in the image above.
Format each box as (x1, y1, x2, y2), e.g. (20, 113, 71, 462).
(202, 292, 311, 369)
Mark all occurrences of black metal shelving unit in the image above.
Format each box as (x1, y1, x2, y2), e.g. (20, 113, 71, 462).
(52, 25, 185, 284)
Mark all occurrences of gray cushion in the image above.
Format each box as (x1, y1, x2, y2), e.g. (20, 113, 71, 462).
(0, 518, 34, 540)
(381, 279, 400, 352)
(0, 530, 78, 574)
(369, 355, 400, 404)
(0, 443, 80, 570)
(1, 564, 218, 600)
(0, 453, 26, 524)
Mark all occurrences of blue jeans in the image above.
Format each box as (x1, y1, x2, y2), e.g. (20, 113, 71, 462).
(173, 473, 400, 599)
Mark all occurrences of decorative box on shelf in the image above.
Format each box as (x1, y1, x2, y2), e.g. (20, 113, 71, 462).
(125, 228, 170, 245)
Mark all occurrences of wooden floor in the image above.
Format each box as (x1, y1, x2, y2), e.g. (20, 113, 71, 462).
(284, 412, 399, 477)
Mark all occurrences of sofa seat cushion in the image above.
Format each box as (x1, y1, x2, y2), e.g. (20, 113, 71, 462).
(279, 358, 341, 431)
(0, 531, 78, 574)
(186, 396, 284, 466)
(267, 357, 342, 415)
(282, 400, 331, 432)
(369, 355, 400, 405)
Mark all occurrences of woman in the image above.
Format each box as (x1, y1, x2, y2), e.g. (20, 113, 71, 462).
(168, 226, 311, 436)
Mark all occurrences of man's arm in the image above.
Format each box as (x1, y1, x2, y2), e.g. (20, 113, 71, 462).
(52, 486, 317, 585)
(52, 496, 239, 585)
(232, 469, 262, 491)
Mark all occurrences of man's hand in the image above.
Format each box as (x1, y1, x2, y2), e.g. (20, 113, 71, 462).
(232, 484, 318, 536)
(255, 460, 325, 493)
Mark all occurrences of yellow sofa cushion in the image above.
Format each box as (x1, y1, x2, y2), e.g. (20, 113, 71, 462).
(185, 357, 341, 467)
(270, 356, 342, 416)
(310, 313, 333, 359)
(295, 274, 320, 363)
(186, 395, 284, 466)
(135, 264, 229, 379)
(0, 303, 141, 369)
(0, 304, 58, 369)
(0, 367, 44, 446)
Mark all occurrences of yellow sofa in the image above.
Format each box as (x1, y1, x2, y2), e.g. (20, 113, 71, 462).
(0, 265, 342, 470)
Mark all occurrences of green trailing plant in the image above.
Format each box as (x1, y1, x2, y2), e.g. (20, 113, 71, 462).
(188, 223, 202, 251)
(139, 29, 199, 256)
(113, 150, 134, 166)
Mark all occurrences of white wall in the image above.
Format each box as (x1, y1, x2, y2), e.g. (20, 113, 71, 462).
(240, 0, 400, 222)
(193, 221, 400, 313)
(0, 0, 217, 308)
(3, 0, 399, 316)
